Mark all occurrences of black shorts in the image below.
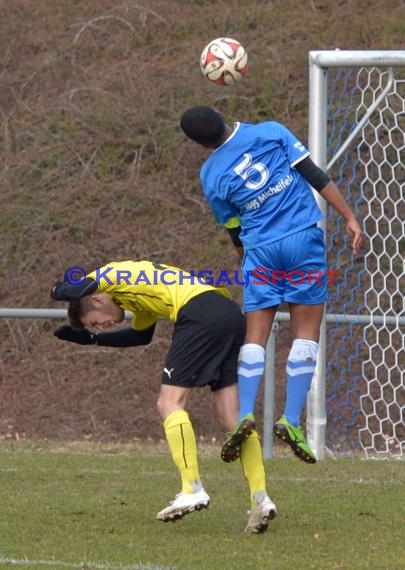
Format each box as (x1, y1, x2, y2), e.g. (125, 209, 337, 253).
(162, 291, 245, 391)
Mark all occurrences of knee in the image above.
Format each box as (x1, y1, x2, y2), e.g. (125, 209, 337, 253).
(217, 401, 238, 430)
(217, 410, 225, 427)
(223, 416, 237, 431)
(156, 395, 167, 420)
(289, 339, 318, 361)
(156, 394, 184, 421)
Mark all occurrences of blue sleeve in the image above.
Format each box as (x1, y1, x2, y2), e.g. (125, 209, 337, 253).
(200, 170, 239, 224)
(273, 122, 310, 167)
(206, 192, 239, 225)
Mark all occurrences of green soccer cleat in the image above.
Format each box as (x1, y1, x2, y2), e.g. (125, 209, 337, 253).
(221, 413, 256, 463)
(273, 415, 317, 463)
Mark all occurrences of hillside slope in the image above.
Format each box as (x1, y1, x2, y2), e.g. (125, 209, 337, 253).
(1, 0, 404, 442)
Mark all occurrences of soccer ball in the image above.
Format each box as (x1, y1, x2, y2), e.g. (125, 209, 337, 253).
(200, 37, 248, 86)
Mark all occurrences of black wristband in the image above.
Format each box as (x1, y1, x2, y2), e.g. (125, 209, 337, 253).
(226, 226, 243, 247)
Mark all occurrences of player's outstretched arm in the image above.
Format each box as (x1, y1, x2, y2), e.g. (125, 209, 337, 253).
(54, 325, 156, 347)
(319, 181, 363, 255)
(294, 157, 362, 254)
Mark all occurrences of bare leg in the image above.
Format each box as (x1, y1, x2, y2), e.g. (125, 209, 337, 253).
(244, 306, 279, 347)
(156, 384, 190, 421)
(289, 302, 324, 341)
(214, 384, 239, 431)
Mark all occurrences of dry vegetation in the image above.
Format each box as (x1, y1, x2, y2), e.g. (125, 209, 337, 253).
(1, 0, 404, 442)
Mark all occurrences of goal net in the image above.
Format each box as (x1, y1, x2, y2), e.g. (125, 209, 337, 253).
(307, 51, 405, 459)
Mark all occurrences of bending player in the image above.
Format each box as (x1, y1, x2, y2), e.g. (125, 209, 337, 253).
(50, 259, 276, 533)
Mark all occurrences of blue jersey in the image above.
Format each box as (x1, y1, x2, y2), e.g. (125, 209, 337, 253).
(200, 121, 323, 249)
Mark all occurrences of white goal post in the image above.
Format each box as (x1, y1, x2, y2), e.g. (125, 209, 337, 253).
(307, 50, 405, 459)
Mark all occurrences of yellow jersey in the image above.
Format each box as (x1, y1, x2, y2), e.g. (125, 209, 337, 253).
(87, 260, 231, 331)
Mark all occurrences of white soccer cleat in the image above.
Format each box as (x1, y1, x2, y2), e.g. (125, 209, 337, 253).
(244, 495, 277, 534)
(156, 488, 210, 522)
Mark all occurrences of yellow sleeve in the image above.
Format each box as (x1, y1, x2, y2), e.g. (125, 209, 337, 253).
(131, 311, 158, 331)
(224, 216, 241, 229)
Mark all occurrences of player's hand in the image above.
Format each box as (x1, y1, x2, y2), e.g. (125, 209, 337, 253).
(346, 218, 363, 255)
(53, 325, 97, 345)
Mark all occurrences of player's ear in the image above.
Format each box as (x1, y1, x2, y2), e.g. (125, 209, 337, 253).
(91, 294, 104, 307)
(92, 293, 112, 308)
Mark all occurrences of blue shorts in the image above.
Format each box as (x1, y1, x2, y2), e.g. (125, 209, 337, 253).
(242, 225, 328, 311)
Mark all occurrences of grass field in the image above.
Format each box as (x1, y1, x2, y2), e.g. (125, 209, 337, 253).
(0, 441, 404, 570)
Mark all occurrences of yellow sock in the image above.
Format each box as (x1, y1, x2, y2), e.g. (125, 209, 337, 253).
(240, 430, 267, 507)
(163, 410, 201, 494)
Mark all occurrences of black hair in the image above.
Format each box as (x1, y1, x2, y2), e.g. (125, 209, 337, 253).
(180, 105, 226, 147)
(68, 296, 94, 330)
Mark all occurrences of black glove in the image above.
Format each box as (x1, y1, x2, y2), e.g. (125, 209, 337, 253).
(50, 278, 98, 301)
(53, 325, 97, 345)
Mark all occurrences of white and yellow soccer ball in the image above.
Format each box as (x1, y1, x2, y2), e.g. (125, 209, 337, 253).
(200, 37, 248, 86)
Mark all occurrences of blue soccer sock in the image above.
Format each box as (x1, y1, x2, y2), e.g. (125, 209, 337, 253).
(284, 339, 318, 427)
(237, 343, 265, 420)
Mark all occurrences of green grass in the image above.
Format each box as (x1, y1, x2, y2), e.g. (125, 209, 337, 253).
(0, 442, 404, 570)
